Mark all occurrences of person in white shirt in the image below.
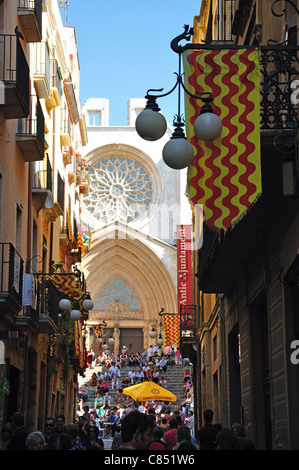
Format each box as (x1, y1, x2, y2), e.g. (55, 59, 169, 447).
(148, 346, 154, 363)
(185, 410, 195, 437)
(128, 369, 136, 384)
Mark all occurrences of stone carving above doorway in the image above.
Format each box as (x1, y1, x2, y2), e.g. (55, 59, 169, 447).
(92, 276, 142, 320)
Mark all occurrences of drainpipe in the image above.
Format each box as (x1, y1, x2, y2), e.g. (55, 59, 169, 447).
(26, 162, 32, 272)
(219, 294, 228, 426)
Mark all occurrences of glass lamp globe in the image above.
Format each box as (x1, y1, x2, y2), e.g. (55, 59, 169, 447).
(135, 108, 167, 141)
(59, 298, 71, 311)
(82, 297, 94, 311)
(108, 336, 115, 346)
(96, 337, 103, 344)
(70, 309, 82, 321)
(163, 137, 194, 170)
(194, 112, 222, 141)
(102, 343, 108, 351)
(149, 328, 157, 339)
(157, 334, 163, 346)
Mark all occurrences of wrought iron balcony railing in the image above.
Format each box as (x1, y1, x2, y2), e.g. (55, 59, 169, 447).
(32, 41, 51, 99)
(18, 0, 42, 43)
(34, 273, 59, 330)
(0, 34, 30, 119)
(175, 33, 299, 152)
(16, 95, 45, 162)
(180, 304, 197, 338)
(0, 243, 24, 315)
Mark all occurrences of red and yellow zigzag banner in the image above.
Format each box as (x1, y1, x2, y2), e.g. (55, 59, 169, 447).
(48, 274, 85, 302)
(93, 326, 103, 355)
(163, 314, 180, 349)
(183, 48, 262, 230)
(49, 274, 86, 358)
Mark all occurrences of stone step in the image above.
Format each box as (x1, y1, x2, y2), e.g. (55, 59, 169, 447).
(78, 362, 189, 410)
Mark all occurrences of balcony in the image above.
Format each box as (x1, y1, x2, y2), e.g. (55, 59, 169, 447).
(16, 95, 44, 162)
(62, 146, 72, 166)
(17, 0, 42, 43)
(36, 274, 59, 334)
(64, 74, 79, 124)
(43, 169, 64, 223)
(46, 58, 62, 112)
(32, 41, 50, 99)
(180, 305, 198, 361)
(21, 273, 59, 334)
(0, 34, 30, 119)
(0, 243, 24, 318)
(79, 114, 88, 146)
(60, 107, 71, 147)
(76, 155, 89, 194)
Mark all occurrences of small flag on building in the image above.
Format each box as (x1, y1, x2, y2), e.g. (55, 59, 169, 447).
(163, 314, 180, 349)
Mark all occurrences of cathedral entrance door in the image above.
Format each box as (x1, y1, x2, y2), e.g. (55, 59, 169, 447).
(119, 328, 143, 356)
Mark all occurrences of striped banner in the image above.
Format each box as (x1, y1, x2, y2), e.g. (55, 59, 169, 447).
(163, 314, 180, 349)
(183, 48, 262, 230)
(77, 220, 84, 248)
(48, 274, 85, 302)
(74, 320, 81, 356)
(66, 210, 74, 242)
(93, 326, 103, 355)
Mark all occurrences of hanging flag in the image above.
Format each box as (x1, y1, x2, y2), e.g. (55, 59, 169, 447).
(183, 48, 262, 230)
(66, 210, 74, 242)
(74, 320, 80, 356)
(48, 274, 88, 316)
(1, 378, 10, 396)
(93, 326, 103, 355)
(163, 314, 180, 349)
(77, 220, 84, 248)
(48, 274, 84, 301)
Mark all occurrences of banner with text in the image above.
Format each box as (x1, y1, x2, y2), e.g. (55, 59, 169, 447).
(177, 225, 193, 315)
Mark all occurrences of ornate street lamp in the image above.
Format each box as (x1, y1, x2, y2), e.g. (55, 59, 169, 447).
(157, 333, 163, 346)
(82, 292, 94, 311)
(149, 328, 157, 339)
(59, 292, 94, 322)
(136, 26, 222, 170)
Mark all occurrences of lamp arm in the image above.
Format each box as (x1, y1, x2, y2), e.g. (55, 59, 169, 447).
(271, 0, 299, 18)
(170, 24, 194, 54)
(145, 77, 180, 101)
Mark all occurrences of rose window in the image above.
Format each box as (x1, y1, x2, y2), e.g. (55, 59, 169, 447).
(82, 156, 153, 225)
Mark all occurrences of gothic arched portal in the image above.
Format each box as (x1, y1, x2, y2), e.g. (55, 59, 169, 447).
(81, 141, 178, 355)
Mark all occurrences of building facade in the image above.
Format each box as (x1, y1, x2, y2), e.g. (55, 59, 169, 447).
(181, 0, 299, 449)
(0, 0, 89, 430)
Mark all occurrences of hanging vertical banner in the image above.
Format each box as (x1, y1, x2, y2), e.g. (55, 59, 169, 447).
(177, 224, 193, 314)
(163, 314, 180, 349)
(74, 320, 80, 356)
(183, 48, 262, 230)
(93, 326, 103, 355)
(66, 210, 74, 242)
(48, 274, 85, 304)
(77, 220, 84, 248)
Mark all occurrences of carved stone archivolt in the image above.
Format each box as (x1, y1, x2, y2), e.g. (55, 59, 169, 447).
(89, 310, 143, 321)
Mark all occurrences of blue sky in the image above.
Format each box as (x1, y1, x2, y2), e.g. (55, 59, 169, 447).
(63, 0, 202, 126)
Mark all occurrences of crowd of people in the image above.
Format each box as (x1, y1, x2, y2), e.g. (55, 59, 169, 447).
(78, 344, 194, 417)
(0, 407, 255, 450)
(0, 345, 255, 450)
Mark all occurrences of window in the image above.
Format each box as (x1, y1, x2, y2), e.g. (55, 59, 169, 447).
(82, 155, 153, 226)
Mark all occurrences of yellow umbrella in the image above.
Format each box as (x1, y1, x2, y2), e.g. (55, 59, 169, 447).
(123, 380, 177, 402)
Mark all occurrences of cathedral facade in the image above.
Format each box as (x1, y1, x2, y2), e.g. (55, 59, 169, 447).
(81, 98, 190, 356)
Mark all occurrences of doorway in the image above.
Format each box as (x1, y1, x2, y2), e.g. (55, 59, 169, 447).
(251, 295, 273, 449)
(120, 328, 143, 356)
